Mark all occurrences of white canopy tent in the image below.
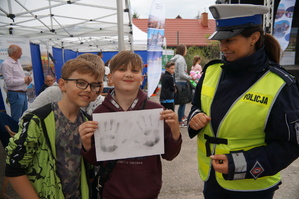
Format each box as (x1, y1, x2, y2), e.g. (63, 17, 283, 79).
(132, 24, 148, 50)
(0, 0, 147, 52)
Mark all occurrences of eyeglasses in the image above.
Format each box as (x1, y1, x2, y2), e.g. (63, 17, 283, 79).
(63, 79, 102, 92)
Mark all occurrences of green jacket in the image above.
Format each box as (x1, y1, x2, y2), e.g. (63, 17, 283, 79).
(5, 104, 90, 199)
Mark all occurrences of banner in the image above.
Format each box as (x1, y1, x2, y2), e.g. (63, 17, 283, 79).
(0, 37, 35, 115)
(147, 0, 166, 97)
(40, 44, 56, 79)
(273, 0, 296, 51)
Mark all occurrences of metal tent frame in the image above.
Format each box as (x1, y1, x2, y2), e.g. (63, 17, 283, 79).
(0, 0, 138, 52)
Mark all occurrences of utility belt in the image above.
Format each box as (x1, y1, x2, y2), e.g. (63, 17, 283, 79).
(204, 134, 228, 157)
(8, 90, 26, 93)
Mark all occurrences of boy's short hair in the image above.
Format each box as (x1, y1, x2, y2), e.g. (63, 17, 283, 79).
(61, 58, 103, 80)
(165, 61, 175, 69)
(77, 53, 105, 75)
(109, 50, 143, 73)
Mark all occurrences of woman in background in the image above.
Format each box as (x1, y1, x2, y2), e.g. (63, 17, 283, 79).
(171, 44, 194, 127)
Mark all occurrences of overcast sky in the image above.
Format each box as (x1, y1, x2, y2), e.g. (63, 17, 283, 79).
(130, 0, 217, 19)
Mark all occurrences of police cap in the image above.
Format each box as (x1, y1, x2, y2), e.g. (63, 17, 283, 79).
(208, 4, 269, 40)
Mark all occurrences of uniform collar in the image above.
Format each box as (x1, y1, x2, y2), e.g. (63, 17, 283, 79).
(221, 46, 268, 74)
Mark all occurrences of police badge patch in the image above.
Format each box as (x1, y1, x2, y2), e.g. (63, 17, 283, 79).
(250, 161, 264, 179)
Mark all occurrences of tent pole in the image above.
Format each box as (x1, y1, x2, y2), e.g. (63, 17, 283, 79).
(8, 0, 13, 13)
(117, 0, 125, 51)
(125, 0, 133, 50)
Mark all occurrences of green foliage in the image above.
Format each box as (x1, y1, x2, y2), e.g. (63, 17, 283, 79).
(168, 37, 220, 72)
(132, 11, 140, 19)
(184, 40, 220, 71)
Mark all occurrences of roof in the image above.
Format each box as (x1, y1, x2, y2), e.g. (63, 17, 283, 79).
(132, 17, 216, 47)
(0, 0, 141, 52)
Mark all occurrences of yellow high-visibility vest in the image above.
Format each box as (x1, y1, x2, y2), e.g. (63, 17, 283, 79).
(198, 63, 284, 191)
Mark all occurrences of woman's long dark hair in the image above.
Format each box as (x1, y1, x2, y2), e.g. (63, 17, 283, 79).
(176, 44, 187, 56)
(240, 25, 281, 64)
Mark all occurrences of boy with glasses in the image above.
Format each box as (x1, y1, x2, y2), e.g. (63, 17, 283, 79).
(22, 53, 105, 117)
(5, 58, 104, 199)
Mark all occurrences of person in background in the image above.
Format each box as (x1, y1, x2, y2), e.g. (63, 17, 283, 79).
(97, 52, 103, 59)
(0, 44, 32, 122)
(79, 50, 182, 199)
(105, 59, 111, 67)
(38, 75, 55, 95)
(104, 60, 111, 83)
(191, 55, 202, 74)
(171, 44, 194, 127)
(160, 61, 176, 111)
(102, 59, 114, 95)
(5, 57, 105, 199)
(187, 4, 299, 199)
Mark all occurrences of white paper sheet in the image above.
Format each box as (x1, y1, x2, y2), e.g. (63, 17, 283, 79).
(93, 108, 164, 161)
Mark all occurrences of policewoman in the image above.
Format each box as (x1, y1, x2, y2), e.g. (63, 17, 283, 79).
(187, 4, 299, 199)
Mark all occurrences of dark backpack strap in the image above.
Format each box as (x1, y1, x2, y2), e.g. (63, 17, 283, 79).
(80, 109, 92, 121)
(19, 103, 56, 168)
(92, 160, 118, 199)
(141, 98, 148, 110)
(21, 103, 52, 124)
(30, 103, 53, 120)
(30, 104, 54, 159)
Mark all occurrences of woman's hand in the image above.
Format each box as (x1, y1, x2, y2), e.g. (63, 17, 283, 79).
(210, 154, 229, 174)
(188, 112, 211, 130)
(79, 121, 98, 151)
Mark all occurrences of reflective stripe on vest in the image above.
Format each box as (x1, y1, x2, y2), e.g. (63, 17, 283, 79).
(198, 63, 284, 191)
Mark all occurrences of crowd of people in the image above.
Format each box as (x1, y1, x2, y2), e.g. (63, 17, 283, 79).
(1, 46, 182, 198)
(1, 3, 299, 199)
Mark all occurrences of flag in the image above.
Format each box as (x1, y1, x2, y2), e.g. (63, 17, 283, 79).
(147, 0, 166, 97)
(273, 0, 296, 51)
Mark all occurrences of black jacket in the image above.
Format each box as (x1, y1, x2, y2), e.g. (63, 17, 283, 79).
(160, 71, 175, 101)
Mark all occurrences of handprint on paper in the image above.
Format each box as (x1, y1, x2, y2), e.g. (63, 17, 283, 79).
(93, 109, 164, 161)
(100, 119, 120, 152)
(136, 114, 161, 148)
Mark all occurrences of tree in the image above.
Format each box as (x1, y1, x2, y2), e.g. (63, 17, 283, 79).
(185, 41, 220, 72)
(132, 11, 140, 19)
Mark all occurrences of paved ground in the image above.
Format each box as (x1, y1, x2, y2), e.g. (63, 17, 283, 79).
(158, 98, 299, 199)
(1, 93, 299, 198)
